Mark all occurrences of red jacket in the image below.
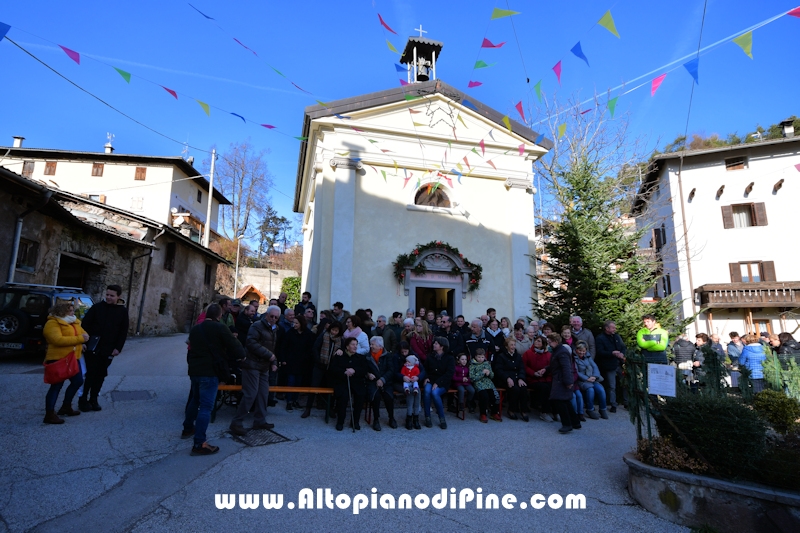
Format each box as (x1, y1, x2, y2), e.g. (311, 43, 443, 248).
(523, 348, 552, 383)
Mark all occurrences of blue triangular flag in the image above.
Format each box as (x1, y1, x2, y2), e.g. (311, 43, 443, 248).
(450, 169, 463, 184)
(0, 22, 10, 41)
(570, 41, 590, 67)
(230, 112, 246, 123)
(395, 63, 406, 72)
(334, 114, 352, 120)
(535, 133, 544, 144)
(683, 58, 699, 84)
(462, 99, 478, 111)
(488, 129, 495, 141)
(188, 3, 214, 19)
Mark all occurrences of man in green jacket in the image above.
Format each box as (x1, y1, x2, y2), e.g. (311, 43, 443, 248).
(636, 314, 668, 364)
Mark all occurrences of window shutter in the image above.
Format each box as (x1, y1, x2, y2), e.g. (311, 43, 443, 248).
(762, 261, 776, 282)
(729, 263, 743, 282)
(753, 202, 768, 226)
(721, 206, 734, 229)
(99, 195, 107, 204)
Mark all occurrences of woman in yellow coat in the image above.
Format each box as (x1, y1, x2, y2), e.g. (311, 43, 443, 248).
(43, 301, 89, 424)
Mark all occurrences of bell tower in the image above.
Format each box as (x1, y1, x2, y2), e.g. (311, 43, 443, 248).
(399, 25, 443, 84)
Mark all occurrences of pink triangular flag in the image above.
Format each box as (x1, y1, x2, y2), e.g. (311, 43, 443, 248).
(479, 139, 485, 156)
(580, 109, 592, 115)
(518, 144, 525, 156)
(487, 160, 497, 170)
(651, 73, 667, 96)
(463, 156, 470, 170)
(552, 61, 562, 85)
(260, 124, 275, 129)
(161, 86, 178, 99)
(468, 81, 482, 88)
(59, 45, 80, 64)
(481, 38, 506, 48)
(795, 163, 800, 172)
(399, 79, 409, 86)
(788, 7, 800, 17)
(514, 101, 525, 122)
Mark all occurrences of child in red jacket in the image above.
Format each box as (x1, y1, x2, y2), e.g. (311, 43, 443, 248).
(401, 354, 420, 394)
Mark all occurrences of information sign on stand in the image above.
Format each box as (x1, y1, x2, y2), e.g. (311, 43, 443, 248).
(648, 364, 676, 397)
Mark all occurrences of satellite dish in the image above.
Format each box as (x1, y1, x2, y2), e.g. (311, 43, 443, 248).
(171, 207, 178, 213)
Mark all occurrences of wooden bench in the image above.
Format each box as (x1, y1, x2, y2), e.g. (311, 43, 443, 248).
(212, 384, 334, 423)
(363, 388, 505, 424)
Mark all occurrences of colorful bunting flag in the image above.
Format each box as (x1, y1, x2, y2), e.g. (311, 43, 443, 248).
(334, 114, 351, 120)
(580, 109, 592, 115)
(598, 11, 620, 38)
(481, 38, 506, 48)
(412, 121, 427, 127)
(457, 162, 463, 172)
(316, 100, 329, 107)
(488, 129, 495, 141)
(0, 22, 10, 41)
(552, 61, 562, 85)
(161, 86, 178, 99)
(733, 31, 753, 58)
(351, 127, 364, 132)
(196, 100, 210, 116)
(403, 170, 413, 188)
(450, 169, 463, 184)
(468, 81, 483, 88)
(607, 96, 618, 118)
(387, 40, 399, 53)
(535, 133, 545, 144)
(515, 101, 525, 122)
(400, 79, 409, 86)
(462, 100, 478, 111)
(518, 144, 525, 156)
(789, 7, 800, 17)
(368, 139, 378, 144)
(337, 152, 350, 156)
(381, 170, 387, 182)
(558, 123, 566, 138)
(261, 124, 276, 129)
(479, 139, 485, 156)
(233, 38, 258, 56)
(534, 80, 542, 102)
(487, 160, 497, 170)
(457, 114, 468, 128)
(474, 60, 495, 69)
(502, 115, 512, 133)
(270, 66, 286, 78)
(795, 163, 800, 171)
(404, 95, 422, 101)
(491, 8, 520, 19)
(378, 14, 397, 34)
(443, 175, 453, 187)
(113, 67, 131, 83)
(381, 149, 392, 153)
(188, 4, 214, 20)
(394, 160, 398, 173)
(296, 136, 308, 141)
(651, 74, 667, 96)
(571, 42, 590, 67)
(463, 156, 470, 170)
(59, 45, 80, 65)
(683, 58, 699, 84)
(231, 112, 246, 123)
(291, 82, 311, 94)
(395, 63, 406, 72)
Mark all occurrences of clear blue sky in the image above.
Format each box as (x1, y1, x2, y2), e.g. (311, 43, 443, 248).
(1, 0, 797, 229)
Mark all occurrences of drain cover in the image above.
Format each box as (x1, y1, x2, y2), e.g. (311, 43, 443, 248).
(231, 429, 290, 447)
(111, 390, 153, 401)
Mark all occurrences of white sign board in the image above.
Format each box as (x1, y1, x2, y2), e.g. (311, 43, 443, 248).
(648, 364, 676, 397)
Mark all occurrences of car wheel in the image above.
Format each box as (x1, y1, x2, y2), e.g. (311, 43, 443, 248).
(0, 309, 29, 341)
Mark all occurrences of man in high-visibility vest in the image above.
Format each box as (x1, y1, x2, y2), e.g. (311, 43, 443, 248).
(636, 314, 668, 364)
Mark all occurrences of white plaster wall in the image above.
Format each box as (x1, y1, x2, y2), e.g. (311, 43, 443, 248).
(170, 170, 220, 232)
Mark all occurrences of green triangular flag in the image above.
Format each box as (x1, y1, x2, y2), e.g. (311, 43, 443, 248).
(294, 136, 308, 141)
(471, 147, 479, 156)
(316, 100, 329, 107)
(114, 67, 131, 83)
(733, 31, 753, 59)
(196, 100, 210, 116)
(607, 96, 618, 118)
(474, 60, 495, 69)
(404, 95, 422, 101)
(558, 123, 566, 138)
(534, 80, 542, 102)
(368, 139, 379, 144)
(491, 8, 520, 19)
(598, 11, 620, 38)
(381, 170, 387, 182)
(270, 65, 286, 77)
(387, 40, 398, 53)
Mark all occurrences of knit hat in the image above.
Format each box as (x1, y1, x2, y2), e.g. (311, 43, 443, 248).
(405, 355, 419, 366)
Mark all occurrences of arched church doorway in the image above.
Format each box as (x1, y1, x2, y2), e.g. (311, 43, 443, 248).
(415, 287, 455, 318)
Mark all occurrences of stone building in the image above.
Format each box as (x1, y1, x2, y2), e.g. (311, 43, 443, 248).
(1, 166, 227, 334)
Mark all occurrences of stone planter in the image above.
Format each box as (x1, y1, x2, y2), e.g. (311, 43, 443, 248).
(623, 453, 800, 533)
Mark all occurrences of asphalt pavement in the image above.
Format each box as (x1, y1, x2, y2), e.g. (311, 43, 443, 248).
(0, 334, 687, 532)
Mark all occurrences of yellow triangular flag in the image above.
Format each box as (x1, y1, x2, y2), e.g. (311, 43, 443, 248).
(558, 123, 566, 138)
(196, 100, 210, 116)
(457, 114, 468, 128)
(456, 162, 463, 172)
(733, 31, 753, 59)
(387, 40, 398, 54)
(598, 11, 620, 38)
(412, 122, 427, 127)
(502, 115, 512, 133)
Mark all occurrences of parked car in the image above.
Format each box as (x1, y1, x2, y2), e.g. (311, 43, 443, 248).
(0, 283, 94, 356)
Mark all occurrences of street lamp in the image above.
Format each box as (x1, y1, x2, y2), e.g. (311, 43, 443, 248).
(233, 234, 244, 298)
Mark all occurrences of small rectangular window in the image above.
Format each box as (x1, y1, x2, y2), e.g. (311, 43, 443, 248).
(722, 203, 768, 229)
(131, 197, 143, 211)
(92, 163, 104, 177)
(164, 242, 176, 272)
(740, 263, 761, 283)
(732, 205, 754, 228)
(22, 161, 35, 177)
(197, 190, 202, 203)
(16, 239, 39, 272)
(725, 156, 747, 171)
(44, 161, 57, 176)
(134, 167, 147, 181)
(89, 194, 101, 202)
(204, 264, 212, 285)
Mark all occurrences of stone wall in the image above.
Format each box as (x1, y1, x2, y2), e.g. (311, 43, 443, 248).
(237, 267, 299, 302)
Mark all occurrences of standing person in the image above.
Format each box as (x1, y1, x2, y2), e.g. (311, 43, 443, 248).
(365, 336, 398, 431)
(465, 319, 492, 362)
(439, 315, 465, 356)
(281, 315, 314, 411)
(636, 314, 669, 364)
(422, 337, 455, 429)
(513, 323, 532, 356)
(387, 312, 404, 343)
(277, 292, 288, 314)
(595, 320, 626, 413)
(235, 304, 257, 347)
(343, 315, 369, 355)
(410, 319, 433, 363)
(570, 316, 595, 357)
(371, 315, 397, 354)
(218, 297, 235, 330)
(294, 291, 316, 325)
(494, 337, 529, 421)
(303, 321, 342, 418)
(455, 315, 471, 339)
(42, 301, 88, 424)
(710, 334, 726, 359)
(184, 304, 245, 455)
(727, 332, 744, 368)
(484, 318, 505, 358)
(739, 334, 768, 393)
(229, 305, 280, 436)
(79, 285, 129, 412)
(330, 302, 350, 324)
(400, 318, 415, 345)
(547, 333, 581, 434)
(328, 337, 367, 431)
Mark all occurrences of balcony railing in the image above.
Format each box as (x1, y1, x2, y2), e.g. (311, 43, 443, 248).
(695, 282, 800, 308)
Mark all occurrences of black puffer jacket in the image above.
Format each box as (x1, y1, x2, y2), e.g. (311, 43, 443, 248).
(244, 318, 281, 371)
(493, 348, 526, 384)
(328, 351, 367, 394)
(187, 320, 245, 377)
(778, 339, 800, 355)
(425, 351, 455, 390)
(81, 301, 129, 356)
(281, 327, 314, 374)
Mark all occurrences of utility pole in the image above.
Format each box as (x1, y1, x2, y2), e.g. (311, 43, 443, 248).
(203, 148, 216, 247)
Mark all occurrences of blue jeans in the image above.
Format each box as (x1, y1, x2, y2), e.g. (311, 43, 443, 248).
(582, 382, 607, 411)
(570, 389, 584, 414)
(423, 382, 447, 419)
(183, 376, 219, 448)
(45, 369, 83, 411)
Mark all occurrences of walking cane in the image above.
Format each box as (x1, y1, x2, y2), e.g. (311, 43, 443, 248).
(347, 373, 355, 433)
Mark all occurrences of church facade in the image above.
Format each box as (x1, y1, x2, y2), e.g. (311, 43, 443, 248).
(292, 79, 551, 323)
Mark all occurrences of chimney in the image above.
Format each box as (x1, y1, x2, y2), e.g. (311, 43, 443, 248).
(780, 118, 795, 138)
(104, 142, 114, 154)
(12, 136, 24, 148)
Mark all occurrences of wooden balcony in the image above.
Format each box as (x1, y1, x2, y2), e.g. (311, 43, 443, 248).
(695, 282, 800, 308)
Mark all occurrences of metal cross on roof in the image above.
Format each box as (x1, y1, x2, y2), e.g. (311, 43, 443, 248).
(414, 24, 427, 37)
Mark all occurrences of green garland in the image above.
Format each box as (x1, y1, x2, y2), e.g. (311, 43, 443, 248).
(393, 240, 483, 292)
